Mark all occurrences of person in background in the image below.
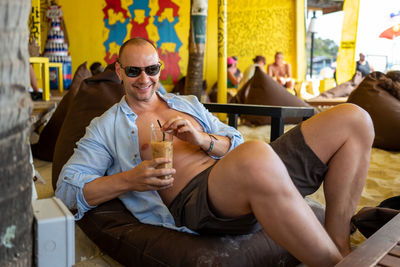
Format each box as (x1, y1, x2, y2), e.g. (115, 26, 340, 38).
(227, 56, 243, 89)
(356, 53, 374, 77)
(232, 56, 242, 81)
(238, 55, 266, 89)
(267, 52, 294, 90)
(29, 64, 43, 101)
(90, 62, 105, 76)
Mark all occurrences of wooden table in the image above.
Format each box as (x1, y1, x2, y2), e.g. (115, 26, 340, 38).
(305, 97, 348, 107)
(30, 100, 58, 132)
(203, 103, 315, 142)
(30, 90, 65, 132)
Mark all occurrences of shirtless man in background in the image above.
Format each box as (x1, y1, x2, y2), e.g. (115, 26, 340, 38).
(268, 51, 295, 90)
(56, 38, 374, 267)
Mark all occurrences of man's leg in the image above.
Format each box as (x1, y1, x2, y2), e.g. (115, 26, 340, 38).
(301, 103, 374, 255)
(285, 78, 295, 90)
(207, 141, 342, 267)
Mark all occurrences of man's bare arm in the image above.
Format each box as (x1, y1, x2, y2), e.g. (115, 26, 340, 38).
(198, 132, 231, 157)
(286, 63, 292, 78)
(267, 64, 274, 77)
(162, 116, 231, 157)
(83, 159, 175, 206)
(228, 71, 240, 85)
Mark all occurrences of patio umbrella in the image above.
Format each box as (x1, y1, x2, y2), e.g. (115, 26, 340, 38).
(379, 24, 400, 39)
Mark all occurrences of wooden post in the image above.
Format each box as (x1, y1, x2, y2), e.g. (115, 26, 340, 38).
(217, 0, 227, 104)
(0, 0, 33, 266)
(184, 0, 208, 100)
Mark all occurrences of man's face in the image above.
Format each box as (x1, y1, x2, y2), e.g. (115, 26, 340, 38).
(116, 43, 160, 102)
(275, 54, 283, 64)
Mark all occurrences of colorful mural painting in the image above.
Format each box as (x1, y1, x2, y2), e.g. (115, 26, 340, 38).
(102, 0, 182, 85)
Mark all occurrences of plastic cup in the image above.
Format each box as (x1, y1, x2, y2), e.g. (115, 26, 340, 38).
(151, 128, 173, 179)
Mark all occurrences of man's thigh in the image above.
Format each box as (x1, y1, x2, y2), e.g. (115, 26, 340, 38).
(169, 164, 260, 235)
(270, 123, 328, 197)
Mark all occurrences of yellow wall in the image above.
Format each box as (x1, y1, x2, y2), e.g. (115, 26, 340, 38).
(41, 0, 302, 90)
(226, 0, 297, 79)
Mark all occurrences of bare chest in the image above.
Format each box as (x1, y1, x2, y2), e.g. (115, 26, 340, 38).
(136, 109, 203, 160)
(271, 64, 288, 77)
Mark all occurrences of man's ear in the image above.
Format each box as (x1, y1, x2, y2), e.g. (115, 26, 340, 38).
(115, 61, 123, 81)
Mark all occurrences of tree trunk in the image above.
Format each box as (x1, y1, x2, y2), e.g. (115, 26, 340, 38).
(0, 0, 33, 266)
(184, 0, 208, 100)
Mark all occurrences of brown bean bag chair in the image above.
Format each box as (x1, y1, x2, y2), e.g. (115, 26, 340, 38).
(172, 76, 209, 102)
(351, 196, 400, 238)
(232, 67, 313, 125)
(52, 68, 124, 188)
(31, 62, 91, 161)
(347, 71, 400, 151)
(208, 81, 235, 103)
(314, 71, 362, 99)
(52, 70, 326, 266)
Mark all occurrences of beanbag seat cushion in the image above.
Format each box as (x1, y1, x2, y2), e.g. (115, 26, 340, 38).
(52, 69, 124, 188)
(76, 197, 325, 267)
(313, 71, 362, 99)
(232, 67, 313, 125)
(351, 195, 400, 238)
(31, 62, 91, 161)
(52, 69, 326, 266)
(347, 71, 400, 151)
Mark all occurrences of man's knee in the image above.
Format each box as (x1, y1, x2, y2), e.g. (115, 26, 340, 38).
(228, 141, 288, 187)
(340, 103, 375, 142)
(232, 140, 276, 168)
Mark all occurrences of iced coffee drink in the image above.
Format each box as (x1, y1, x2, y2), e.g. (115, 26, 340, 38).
(151, 128, 173, 179)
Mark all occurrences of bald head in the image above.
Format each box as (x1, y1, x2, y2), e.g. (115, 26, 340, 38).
(118, 38, 157, 61)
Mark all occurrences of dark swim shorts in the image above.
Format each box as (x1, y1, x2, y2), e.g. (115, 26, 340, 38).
(168, 123, 328, 235)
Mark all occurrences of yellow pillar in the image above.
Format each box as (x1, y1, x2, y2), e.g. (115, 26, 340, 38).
(295, 0, 306, 82)
(336, 0, 360, 85)
(217, 0, 227, 105)
(29, 0, 41, 48)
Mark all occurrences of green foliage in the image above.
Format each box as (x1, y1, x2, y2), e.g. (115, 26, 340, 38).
(313, 37, 339, 57)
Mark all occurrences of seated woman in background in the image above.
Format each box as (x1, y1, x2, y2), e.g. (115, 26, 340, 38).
(267, 52, 294, 90)
(356, 53, 374, 77)
(238, 55, 266, 89)
(29, 64, 43, 101)
(227, 56, 243, 90)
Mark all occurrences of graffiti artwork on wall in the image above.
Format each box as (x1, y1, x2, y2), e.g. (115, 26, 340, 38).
(29, 3, 41, 43)
(103, 0, 182, 85)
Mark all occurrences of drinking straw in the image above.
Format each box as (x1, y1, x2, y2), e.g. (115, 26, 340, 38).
(157, 119, 165, 141)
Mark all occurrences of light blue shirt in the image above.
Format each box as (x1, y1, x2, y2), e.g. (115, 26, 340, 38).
(55, 92, 244, 234)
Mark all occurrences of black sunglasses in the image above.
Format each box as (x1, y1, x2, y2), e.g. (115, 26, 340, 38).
(119, 62, 161, 77)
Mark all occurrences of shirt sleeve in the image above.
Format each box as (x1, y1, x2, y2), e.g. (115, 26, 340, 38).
(55, 120, 113, 220)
